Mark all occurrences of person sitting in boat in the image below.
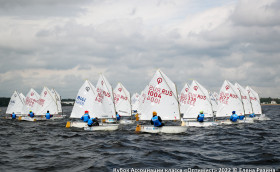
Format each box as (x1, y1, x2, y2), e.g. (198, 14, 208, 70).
(239, 114, 245, 120)
(230, 111, 239, 122)
(28, 110, 35, 118)
(11, 112, 16, 119)
(45, 110, 53, 119)
(249, 113, 256, 118)
(151, 111, 164, 127)
(197, 111, 205, 122)
(81, 111, 90, 122)
(116, 112, 121, 121)
(88, 117, 99, 127)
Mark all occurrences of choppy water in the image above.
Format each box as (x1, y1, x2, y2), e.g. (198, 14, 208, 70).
(0, 106, 279, 172)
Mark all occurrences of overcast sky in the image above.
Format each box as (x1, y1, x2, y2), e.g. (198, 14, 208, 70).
(0, 0, 279, 98)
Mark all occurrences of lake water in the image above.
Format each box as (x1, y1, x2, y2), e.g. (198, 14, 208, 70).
(0, 105, 279, 172)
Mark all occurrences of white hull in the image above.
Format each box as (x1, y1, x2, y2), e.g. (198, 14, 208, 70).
(218, 120, 238, 125)
(119, 119, 135, 125)
(66, 121, 88, 128)
(182, 121, 218, 127)
(18, 115, 65, 121)
(136, 125, 187, 134)
(18, 116, 37, 121)
(218, 119, 254, 125)
(238, 118, 254, 123)
(103, 119, 117, 123)
(84, 124, 119, 131)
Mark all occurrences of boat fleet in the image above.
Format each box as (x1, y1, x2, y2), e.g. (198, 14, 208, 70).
(5, 87, 64, 121)
(3, 69, 269, 133)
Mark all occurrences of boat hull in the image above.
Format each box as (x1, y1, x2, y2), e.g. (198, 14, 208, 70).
(182, 121, 218, 127)
(119, 119, 135, 125)
(66, 121, 88, 128)
(18, 115, 65, 121)
(136, 125, 187, 134)
(218, 119, 253, 125)
(84, 124, 119, 131)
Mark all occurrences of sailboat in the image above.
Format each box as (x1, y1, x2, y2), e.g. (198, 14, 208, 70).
(216, 80, 246, 124)
(246, 86, 270, 120)
(179, 83, 190, 115)
(66, 80, 96, 128)
(21, 88, 40, 115)
(209, 92, 218, 113)
(84, 74, 118, 131)
(5, 91, 25, 119)
(235, 83, 254, 123)
(181, 80, 218, 127)
(137, 86, 148, 116)
(113, 83, 134, 124)
(131, 93, 140, 113)
(135, 69, 187, 133)
(51, 88, 63, 115)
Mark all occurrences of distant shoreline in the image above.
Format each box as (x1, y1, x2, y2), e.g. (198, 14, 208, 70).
(261, 104, 280, 106)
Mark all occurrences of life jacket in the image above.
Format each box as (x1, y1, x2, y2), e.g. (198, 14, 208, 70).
(230, 114, 239, 122)
(116, 114, 120, 121)
(249, 113, 255, 118)
(29, 112, 34, 118)
(88, 118, 98, 126)
(152, 116, 162, 127)
(239, 115, 245, 120)
(46, 113, 51, 119)
(197, 114, 205, 122)
(11, 113, 16, 119)
(81, 113, 90, 122)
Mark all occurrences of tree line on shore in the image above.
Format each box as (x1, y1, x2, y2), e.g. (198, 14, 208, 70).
(0, 98, 75, 107)
(0, 97, 279, 107)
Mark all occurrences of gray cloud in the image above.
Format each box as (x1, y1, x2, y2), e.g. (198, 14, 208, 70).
(0, 0, 92, 18)
(0, 0, 279, 98)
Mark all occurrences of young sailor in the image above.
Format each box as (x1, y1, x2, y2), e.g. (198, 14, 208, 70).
(197, 111, 205, 122)
(81, 111, 90, 122)
(230, 111, 239, 122)
(28, 110, 35, 118)
(45, 110, 53, 119)
(88, 117, 99, 127)
(150, 111, 164, 127)
(11, 112, 16, 119)
(116, 112, 121, 121)
(249, 113, 256, 118)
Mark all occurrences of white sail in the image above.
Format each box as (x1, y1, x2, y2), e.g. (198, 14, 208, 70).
(36, 87, 60, 115)
(209, 92, 218, 112)
(70, 80, 96, 118)
(113, 83, 131, 116)
(246, 86, 262, 114)
(139, 69, 180, 121)
(216, 80, 244, 117)
(20, 93, 26, 103)
(23, 88, 40, 114)
(131, 93, 140, 111)
(51, 88, 63, 114)
(235, 83, 253, 114)
(93, 74, 116, 119)
(179, 83, 190, 113)
(6, 91, 25, 114)
(183, 80, 213, 118)
(138, 87, 147, 114)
